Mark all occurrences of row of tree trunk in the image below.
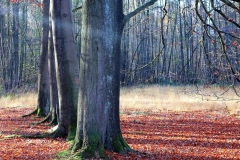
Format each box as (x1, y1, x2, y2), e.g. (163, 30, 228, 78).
(0, 0, 239, 94)
(0, 0, 239, 158)
(23, 0, 158, 158)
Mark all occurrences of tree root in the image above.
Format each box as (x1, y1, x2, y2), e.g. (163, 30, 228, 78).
(47, 117, 57, 126)
(22, 132, 50, 139)
(111, 134, 135, 154)
(22, 125, 67, 139)
(22, 107, 38, 117)
(1, 134, 23, 140)
(33, 113, 51, 125)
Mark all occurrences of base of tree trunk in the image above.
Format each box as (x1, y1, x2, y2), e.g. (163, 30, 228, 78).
(70, 139, 82, 153)
(22, 107, 38, 117)
(69, 134, 133, 158)
(110, 134, 132, 154)
(72, 143, 105, 159)
(36, 108, 46, 117)
(50, 126, 67, 138)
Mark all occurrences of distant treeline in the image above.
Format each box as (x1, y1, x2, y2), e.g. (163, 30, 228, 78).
(0, 0, 239, 93)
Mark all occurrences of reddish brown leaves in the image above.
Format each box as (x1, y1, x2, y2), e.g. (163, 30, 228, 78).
(0, 107, 240, 159)
(0, 107, 70, 159)
(118, 109, 240, 159)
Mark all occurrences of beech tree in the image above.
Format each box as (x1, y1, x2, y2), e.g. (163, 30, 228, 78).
(5, 0, 239, 158)
(49, 0, 79, 139)
(70, 0, 158, 158)
(36, 0, 50, 117)
(23, 0, 50, 118)
(23, 0, 79, 137)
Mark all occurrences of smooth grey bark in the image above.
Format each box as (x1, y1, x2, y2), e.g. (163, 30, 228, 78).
(12, 1, 19, 88)
(48, 19, 58, 125)
(72, 0, 157, 158)
(50, 0, 79, 139)
(35, 17, 59, 125)
(36, 0, 50, 117)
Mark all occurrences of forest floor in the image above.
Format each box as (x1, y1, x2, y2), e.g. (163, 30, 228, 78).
(0, 107, 240, 159)
(1, 85, 240, 159)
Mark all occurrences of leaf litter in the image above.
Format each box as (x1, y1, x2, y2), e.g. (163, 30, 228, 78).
(0, 107, 240, 159)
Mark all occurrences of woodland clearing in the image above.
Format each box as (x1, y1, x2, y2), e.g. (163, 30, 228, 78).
(0, 85, 240, 159)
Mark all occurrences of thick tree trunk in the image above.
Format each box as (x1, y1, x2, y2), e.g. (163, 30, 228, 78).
(73, 1, 106, 157)
(102, 1, 131, 153)
(50, 0, 79, 140)
(72, 0, 157, 158)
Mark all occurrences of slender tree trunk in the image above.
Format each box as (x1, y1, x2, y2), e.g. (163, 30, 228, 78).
(0, 0, 6, 92)
(179, 6, 185, 82)
(19, 4, 27, 86)
(47, 21, 58, 125)
(12, 1, 19, 88)
(36, 0, 50, 117)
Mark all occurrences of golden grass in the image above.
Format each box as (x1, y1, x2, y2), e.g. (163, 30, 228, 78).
(120, 85, 240, 114)
(1, 85, 239, 114)
(0, 92, 37, 108)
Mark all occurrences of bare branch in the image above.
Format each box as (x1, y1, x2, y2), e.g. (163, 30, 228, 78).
(72, 5, 82, 12)
(211, 0, 240, 28)
(220, 0, 240, 14)
(123, 0, 158, 25)
(196, 0, 240, 82)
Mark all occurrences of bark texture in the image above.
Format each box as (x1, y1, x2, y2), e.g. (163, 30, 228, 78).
(73, 0, 128, 158)
(50, 0, 79, 139)
(36, 0, 50, 117)
(72, 0, 158, 158)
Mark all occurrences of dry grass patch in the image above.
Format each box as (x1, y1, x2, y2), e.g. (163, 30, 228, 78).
(0, 92, 37, 108)
(0, 85, 239, 114)
(120, 85, 240, 114)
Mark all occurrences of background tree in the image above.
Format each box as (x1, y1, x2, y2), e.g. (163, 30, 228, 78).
(0, 0, 41, 94)
(1, 0, 239, 158)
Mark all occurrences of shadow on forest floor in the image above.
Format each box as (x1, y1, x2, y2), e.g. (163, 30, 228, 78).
(0, 107, 240, 159)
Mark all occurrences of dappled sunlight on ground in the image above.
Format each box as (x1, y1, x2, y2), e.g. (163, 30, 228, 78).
(0, 107, 70, 159)
(0, 107, 240, 159)
(119, 109, 240, 159)
(1, 85, 240, 159)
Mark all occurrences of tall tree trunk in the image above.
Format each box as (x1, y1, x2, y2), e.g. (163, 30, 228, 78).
(179, 5, 185, 82)
(0, 0, 6, 92)
(19, 4, 27, 86)
(47, 21, 58, 125)
(50, 0, 79, 139)
(36, 0, 50, 117)
(72, 0, 157, 158)
(72, 0, 106, 157)
(12, 1, 19, 88)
